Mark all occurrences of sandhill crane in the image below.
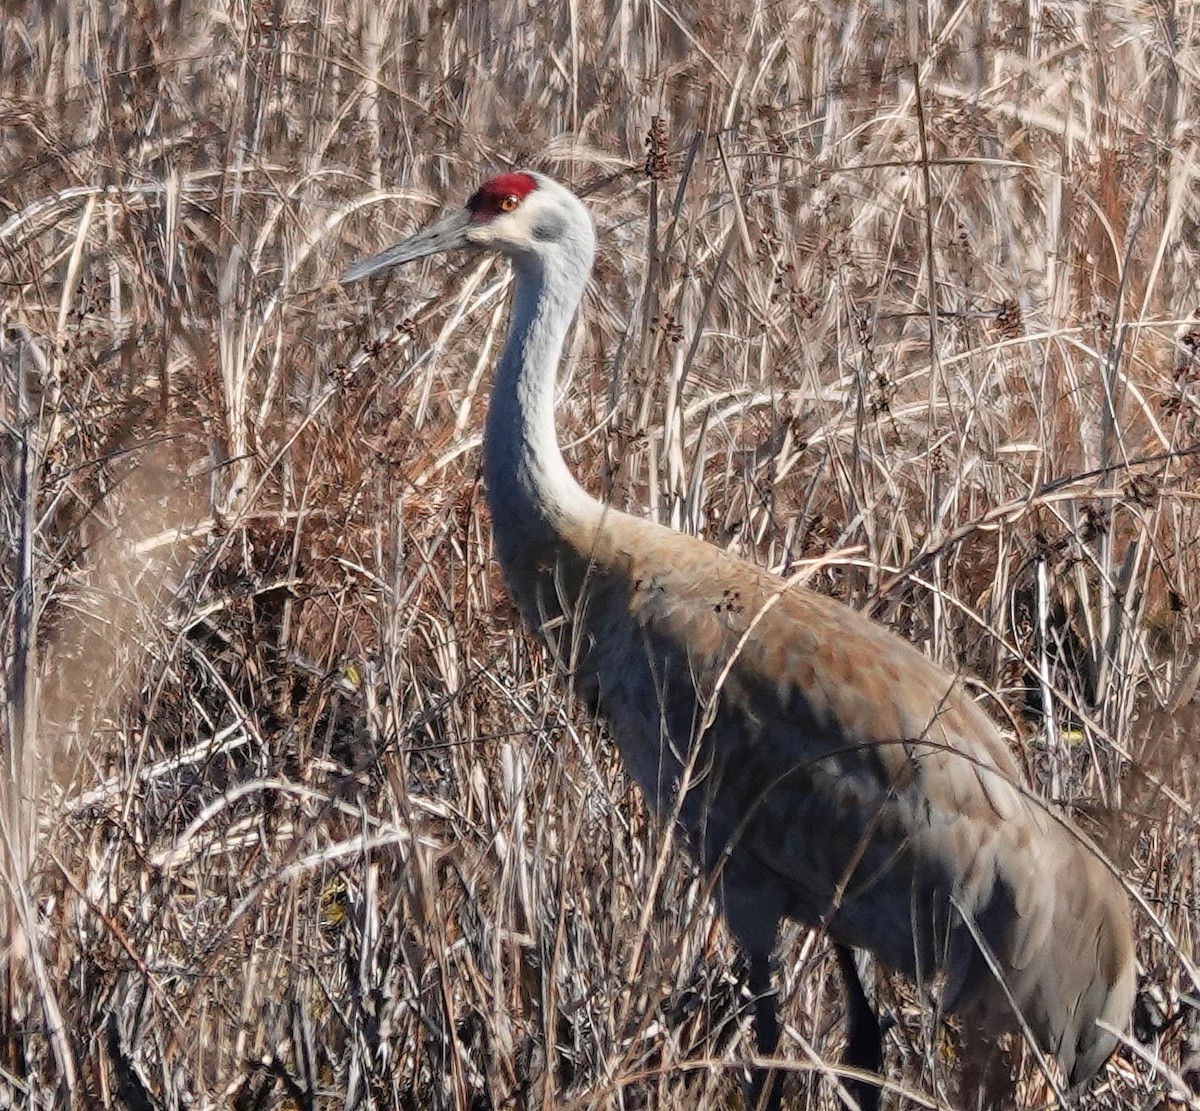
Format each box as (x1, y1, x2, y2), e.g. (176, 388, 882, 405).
(344, 171, 1136, 1109)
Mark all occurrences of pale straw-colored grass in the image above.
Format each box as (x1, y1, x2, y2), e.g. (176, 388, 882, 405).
(1, 1, 1198, 1106)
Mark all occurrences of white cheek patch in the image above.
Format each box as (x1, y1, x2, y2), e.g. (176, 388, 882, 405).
(501, 202, 540, 243)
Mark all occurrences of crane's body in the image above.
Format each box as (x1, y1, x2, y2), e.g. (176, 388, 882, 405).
(345, 170, 1136, 1107)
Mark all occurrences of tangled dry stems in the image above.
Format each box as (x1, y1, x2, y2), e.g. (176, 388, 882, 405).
(1, 1, 1199, 1107)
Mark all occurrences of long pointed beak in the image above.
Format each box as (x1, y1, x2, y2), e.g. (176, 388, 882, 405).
(341, 208, 473, 284)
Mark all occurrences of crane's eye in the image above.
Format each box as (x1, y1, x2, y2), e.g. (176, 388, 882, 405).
(498, 195, 520, 213)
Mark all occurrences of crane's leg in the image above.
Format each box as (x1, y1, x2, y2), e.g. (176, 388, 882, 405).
(720, 871, 784, 1110)
(748, 952, 784, 1111)
(957, 1019, 1013, 1111)
(834, 944, 882, 1111)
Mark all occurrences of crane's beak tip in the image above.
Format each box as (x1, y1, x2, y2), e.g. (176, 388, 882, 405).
(341, 209, 473, 286)
(340, 254, 394, 285)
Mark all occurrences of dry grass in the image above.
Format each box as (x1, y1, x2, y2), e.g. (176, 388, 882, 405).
(2, 1, 1199, 1107)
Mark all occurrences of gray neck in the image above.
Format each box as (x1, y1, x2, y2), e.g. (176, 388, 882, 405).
(483, 251, 599, 546)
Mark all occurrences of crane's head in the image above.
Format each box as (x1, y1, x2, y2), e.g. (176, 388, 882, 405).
(342, 171, 595, 283)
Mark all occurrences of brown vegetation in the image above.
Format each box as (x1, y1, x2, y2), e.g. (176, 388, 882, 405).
(1, 0, 1198, 1107)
